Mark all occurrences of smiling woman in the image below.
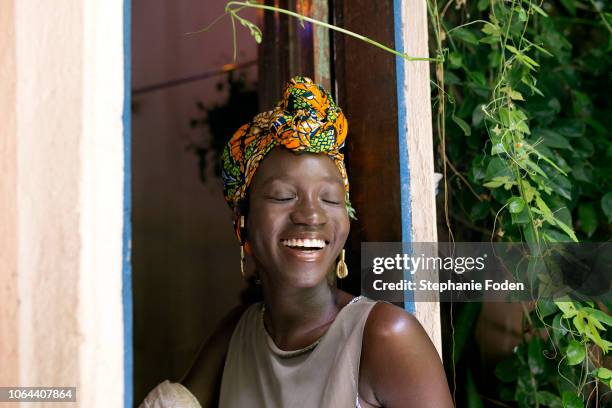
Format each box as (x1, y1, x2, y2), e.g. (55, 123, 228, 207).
(139, 77, 452, 408)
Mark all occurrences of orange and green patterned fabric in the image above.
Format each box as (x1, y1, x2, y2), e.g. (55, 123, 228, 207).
(221, 76, 354, 239)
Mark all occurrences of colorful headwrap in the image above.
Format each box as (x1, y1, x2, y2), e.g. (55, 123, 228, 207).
(221, 76, 354, 240)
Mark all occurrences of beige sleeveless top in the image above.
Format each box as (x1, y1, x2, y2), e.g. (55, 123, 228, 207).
(218, 296, 377, 408)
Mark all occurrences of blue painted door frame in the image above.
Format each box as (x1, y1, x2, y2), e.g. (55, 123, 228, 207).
(123, 0, 133, 406)
(393, 0, 416, 314)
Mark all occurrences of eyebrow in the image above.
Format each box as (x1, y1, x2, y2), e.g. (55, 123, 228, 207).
(258, 175, 344, 188)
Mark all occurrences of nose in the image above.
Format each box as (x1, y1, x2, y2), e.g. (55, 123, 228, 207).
(290, 195, 328, 226)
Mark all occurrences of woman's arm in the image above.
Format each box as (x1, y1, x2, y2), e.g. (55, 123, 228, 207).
(360, 303, 454, 408)
(180, 305, 247, 408)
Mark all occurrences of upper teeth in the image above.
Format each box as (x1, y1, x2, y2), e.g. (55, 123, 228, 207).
(281, 239, 326, 248)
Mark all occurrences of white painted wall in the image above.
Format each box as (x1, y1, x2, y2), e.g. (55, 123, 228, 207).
(1, 0, 126, 406)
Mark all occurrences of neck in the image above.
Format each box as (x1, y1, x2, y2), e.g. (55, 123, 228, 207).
(260, 279, 341, 349)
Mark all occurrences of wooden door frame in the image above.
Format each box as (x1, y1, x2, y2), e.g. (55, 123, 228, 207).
(258, 0, 440, 354)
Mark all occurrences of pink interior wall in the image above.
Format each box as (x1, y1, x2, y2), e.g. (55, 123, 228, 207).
(0, 0, 18, 388)
(131, 1, 258, 401)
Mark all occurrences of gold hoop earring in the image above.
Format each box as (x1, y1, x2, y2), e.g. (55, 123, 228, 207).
(336, 249, 348, 279)
(240, 216, 246, 279)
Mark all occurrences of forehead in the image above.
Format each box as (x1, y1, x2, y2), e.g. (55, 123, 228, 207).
(252, 147, 343, 187)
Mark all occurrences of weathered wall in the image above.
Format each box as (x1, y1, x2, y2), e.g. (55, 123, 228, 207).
(131, 0, 257, 402)
(0, 0, 126, 406)
(0, 0, 19, 389)
(15, 0, 83, 392)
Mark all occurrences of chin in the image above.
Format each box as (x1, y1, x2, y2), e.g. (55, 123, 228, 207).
(283, 265, 330, 288)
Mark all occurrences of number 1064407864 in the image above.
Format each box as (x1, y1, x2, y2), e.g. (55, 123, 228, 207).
(0, 387, 76, 402)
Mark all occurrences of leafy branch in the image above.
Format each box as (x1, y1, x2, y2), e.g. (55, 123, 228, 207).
(192, 1, 442, 64)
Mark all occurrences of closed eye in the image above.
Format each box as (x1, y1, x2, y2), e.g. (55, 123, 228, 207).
(322, 198, 342, 205)
(267, 196, 295, 202)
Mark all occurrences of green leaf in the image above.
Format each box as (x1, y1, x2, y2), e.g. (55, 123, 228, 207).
(532, 129, 572, 150)
(561, 391, 584, 408)
(544, 228, 573, 243)
(528, 337, 545, 375)
(495, 356, 519, 382)
(535, 195, 554, 223)
(444, 70, 461, 85)
(498, 107, 511, 127)
(582, 308, 612, 326)
(523, 143, 568, 176)
(520, 180, 536, 203)
(449, 52, 462, 68)
(554, 121, 585, 138)
(453, 303, 482, 362)
(537, 299, 558, 318)
(477, 0, 489, 11)
(517, 7, 528, 22)
(480, 35, 499, 45)
(490, 142, 504, 156)
(559, 0, 577, 16)
(484, 177, 512, 188)
(237, 18, 263, 43)
(470, 201, 490, 221)
(481, 22, 499, 37)
(527, 98, 561, 124)
(537, 391, 562, 408)
(573, 313, 587, 334)
(551, 314, 569, 345)
(594, 367, 612, 380)
(544, 171, 573, 201)
(555, 300, 578, 318)
(571, 162, 592, 183)
(531, 4, 549, 17)
(509, 89, 524, 101)
(508, 196, 526, 213)
(572, 137, 595, 159)
(505, 44, 520, 55)
(466, 369, 485, 408)
(552, 216, 578, 242)
(578, 203, 598, 237)
(452, 28, 479, 45)
(601, 192, 612, 223)
(485, 158, 513, 179)
(511, 206, 531, 224)
(472, 104, 486, 128)
(565, 340, 586, 365)
(452, 114, 471, 136)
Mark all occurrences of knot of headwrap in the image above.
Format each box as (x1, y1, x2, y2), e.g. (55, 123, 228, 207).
(221, 76, 353, 240)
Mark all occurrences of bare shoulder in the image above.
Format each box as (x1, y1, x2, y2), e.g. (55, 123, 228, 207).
(363, 301, 423, 339)
(360, 302, 453, 408)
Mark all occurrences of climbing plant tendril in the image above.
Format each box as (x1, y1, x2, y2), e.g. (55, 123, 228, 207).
(192, 1, 442, 64)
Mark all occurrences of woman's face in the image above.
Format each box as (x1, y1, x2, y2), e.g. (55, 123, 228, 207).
(246, 147, 350, 288)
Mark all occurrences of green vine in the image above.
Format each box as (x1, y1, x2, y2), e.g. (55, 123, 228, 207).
(435, 0, 611, 406)
(192, 0, 441, 63)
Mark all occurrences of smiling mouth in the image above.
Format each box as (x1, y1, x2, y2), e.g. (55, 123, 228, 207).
(280, 238, 328, 251)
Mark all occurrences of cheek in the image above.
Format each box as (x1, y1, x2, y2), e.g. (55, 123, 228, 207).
(334, 211, 351, 245)
(246, 206, 284, 251)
